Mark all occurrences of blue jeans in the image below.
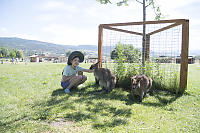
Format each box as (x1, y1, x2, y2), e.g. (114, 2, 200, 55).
(61, 80, 70, 89)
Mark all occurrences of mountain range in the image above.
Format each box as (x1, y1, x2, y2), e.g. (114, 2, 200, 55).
(0, 37, 98, 56)
(0, 37, 199, 56)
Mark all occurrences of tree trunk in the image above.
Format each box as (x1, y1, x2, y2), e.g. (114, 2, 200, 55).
(142, 0, 146, 73)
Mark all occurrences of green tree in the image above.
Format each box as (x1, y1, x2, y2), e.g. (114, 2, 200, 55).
(66, 50, 72, 57)
(0, 47, 9, 58)
(16, 50, 24, 59)
(9, 49, 16, 58)
(111, 42, 141, 63)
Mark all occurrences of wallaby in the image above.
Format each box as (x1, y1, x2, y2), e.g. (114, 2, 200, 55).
(130, 74, 152, 102)
(89, 61, 116, 93)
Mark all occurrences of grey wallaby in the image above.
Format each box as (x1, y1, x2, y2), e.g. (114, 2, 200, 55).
(130, 74, 152, 102)
(89, 61, 116, 93)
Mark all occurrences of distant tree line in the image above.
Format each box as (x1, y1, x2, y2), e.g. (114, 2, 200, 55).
(194, 56, 200, 59)
(0, 47, 24, 59)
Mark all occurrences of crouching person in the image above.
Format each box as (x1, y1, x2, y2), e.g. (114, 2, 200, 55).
(61, 51, 93, 93)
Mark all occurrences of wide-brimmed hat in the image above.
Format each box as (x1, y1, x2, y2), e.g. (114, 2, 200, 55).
(67, 51, 84, 65)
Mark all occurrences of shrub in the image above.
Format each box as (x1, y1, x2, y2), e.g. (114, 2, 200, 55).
(112, 45, 179, 93)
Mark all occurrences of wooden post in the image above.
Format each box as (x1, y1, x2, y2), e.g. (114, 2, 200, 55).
(145, 35, 150, 61)
(98, 25, 103, 68)
(179, 20, 189, 94)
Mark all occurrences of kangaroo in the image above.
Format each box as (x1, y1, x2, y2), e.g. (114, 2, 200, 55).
(130, 74, 152, 102)
(89, 61, 116, 93)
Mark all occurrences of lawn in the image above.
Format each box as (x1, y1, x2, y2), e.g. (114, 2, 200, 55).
(0, 62, 200, 132)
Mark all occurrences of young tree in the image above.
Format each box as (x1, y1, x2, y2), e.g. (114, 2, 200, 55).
(97, 0, 163, 72)
(96, 0, 162, 20)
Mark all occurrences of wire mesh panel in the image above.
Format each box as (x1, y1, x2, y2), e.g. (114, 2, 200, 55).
(98, 19, 189, 93)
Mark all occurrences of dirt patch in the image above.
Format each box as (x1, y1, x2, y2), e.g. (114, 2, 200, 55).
(41, 118, 80, 132)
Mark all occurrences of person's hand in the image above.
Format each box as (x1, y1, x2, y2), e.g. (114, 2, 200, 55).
(89, 69, 94, 73)
(78, 71, 83, 75)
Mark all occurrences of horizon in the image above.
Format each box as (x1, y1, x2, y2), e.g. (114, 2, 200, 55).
(0, 36, 199, 57)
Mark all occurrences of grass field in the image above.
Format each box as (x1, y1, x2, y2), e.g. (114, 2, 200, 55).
(0, 62, 200, 132)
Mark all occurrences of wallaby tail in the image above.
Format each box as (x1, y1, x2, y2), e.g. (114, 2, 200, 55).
(62, 69, 64, 75)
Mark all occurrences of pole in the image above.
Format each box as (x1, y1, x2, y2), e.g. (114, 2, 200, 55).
(142, 0, 146, 73)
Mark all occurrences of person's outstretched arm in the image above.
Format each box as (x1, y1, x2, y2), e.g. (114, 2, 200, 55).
(82, 69, 94, 73)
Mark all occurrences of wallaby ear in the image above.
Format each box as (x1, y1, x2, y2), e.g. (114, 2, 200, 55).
(131, 76, 137, 79)
(89, 65, 93, 70)
(130, 76, 134, 81)
(93, 61, 100, 65)
(89, 63, 94, 70)
(96, 61, 100, 64)
(130, 76, 137, 83)
(137, 77, 142, 82)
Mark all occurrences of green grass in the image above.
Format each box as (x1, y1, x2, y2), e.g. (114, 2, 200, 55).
(0, 63, 200, 132)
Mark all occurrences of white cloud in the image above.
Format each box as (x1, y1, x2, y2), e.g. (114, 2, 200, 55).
(156, 0, 199, 18)
(42, 24, 97, 45)
(36, 13, 61, 21)
(0, 27, 8, 33)
(38, 1, 145, 45)
(39, 0, 77, 13)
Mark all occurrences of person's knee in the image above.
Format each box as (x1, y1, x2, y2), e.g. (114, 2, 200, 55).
(78, 71, 83, 75)
(82, 75, 87, 81)
(70, 75, 77, 81)
(78, 75, 87, 82)
(77, 75, 83, 81)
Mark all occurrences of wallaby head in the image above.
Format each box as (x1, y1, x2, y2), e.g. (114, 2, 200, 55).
(130, 76, 143, 89)
(89, 61, 100, 70)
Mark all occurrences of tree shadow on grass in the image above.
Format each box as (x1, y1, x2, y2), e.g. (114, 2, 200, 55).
(140, 89, 182, 108)
(92, 118, 128, 129)
(39, 82, 132, 128)
(25, 82, 184, 131)
(71, 83, 182, 108)
(4, 82, 130, 131)
(63, 100, 131, 129)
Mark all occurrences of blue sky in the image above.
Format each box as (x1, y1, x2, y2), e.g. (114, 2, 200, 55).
(0, 0, 199, 50)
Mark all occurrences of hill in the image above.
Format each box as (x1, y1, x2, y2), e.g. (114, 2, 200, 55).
(0, 37, 98, 55)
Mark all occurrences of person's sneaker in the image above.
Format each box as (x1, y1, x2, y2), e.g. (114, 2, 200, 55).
(64, 88, 70, 94)
(78, 84, 84, 88)
(71, 86, 77, 90)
